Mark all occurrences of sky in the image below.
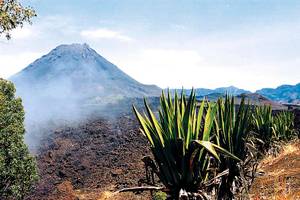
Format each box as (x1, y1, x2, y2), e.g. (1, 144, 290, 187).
(1, 0, 300, 92)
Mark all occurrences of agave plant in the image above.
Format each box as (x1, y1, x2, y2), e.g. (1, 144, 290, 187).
(133, 90, 238, 199)
(273, 111, 296, 141)
(213, 95, 253, 199)
(252, 105, 274, 152)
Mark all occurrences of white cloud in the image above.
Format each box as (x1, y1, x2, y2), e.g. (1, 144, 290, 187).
(9, 26, 37, 40)
(171, 24, 186, 30)
(80, 28, 133, 42)
(109, 47, 300, 92)
(111, 48, 210, 89)
(0, 52, 43, 78)
(139, 49, 202, 68)
(0, 12, 298, 92)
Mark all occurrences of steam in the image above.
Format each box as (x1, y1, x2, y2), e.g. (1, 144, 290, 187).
(14, 76, 126, 151)
(9, 43, 161, 151)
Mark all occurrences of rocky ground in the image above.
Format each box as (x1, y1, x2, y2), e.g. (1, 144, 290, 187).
(26, 109, 300, 200)
(26, 115, 151, 200)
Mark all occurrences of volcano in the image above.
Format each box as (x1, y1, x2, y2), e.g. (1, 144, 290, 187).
(11, 43, 161, 100)
(10, 43, 161, 117)
(10, 44, 161, 148)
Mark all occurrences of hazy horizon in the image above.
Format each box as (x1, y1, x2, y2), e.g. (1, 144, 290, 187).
(1, 0, 300, 92)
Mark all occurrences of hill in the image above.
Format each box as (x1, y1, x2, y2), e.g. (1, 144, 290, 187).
(172, 84, 300, 105)
(172, 86, 251, 97)
(256, 83, 300, 104)
(11, 43, 160, 100)
(10, 43, 161, 148)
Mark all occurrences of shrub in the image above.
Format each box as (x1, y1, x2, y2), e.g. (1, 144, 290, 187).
(252, 105, 274, 152)
(252, 106, 297, 154)
(133, 90, 237, 199)
(134, 90, 297, 199)
(214, 96, 253, 199)
(152, 191, 167, 200)
(0, 79, 38, 199)
(273, 111, 296, 141)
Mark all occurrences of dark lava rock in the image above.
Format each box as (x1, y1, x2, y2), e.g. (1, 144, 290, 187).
(26, 115, 150, 199)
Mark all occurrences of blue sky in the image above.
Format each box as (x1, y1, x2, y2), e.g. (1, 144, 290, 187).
(1, 0, 300, 91)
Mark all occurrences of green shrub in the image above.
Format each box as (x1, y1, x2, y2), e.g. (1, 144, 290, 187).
(0, 79, 38, 199)
(152, 191, 167, 200)
(252, 105, 274, 151)
(252, 105, 297, 153)
(133, 90, 238, 199)
(273, 111, 296, 141)
(134, 90, 297, 199)
(214, 96, 252, 199)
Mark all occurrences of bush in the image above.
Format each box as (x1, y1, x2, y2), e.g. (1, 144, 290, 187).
(134, 90, 297, 199)
(133, 90, 238, 199)
(214, 96, 253, 199)
(252, 105, 274, 151)
(0, 79, 38, 199)
(273, 111, 296, 141)
(152, 191, 167, 200)
(252, 106, 297, 154)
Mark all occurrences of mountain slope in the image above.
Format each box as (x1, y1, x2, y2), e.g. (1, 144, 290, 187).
(11, 43, 161, 100)
(172, 86, 251, 96)
(173, 84, 300, 105)
(10, 43, 161, 122)
(256, 83, 300, 104)
(9, 43, 161, 148)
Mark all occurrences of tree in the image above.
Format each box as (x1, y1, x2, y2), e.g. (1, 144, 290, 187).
(0, 78, 38, 199)
(0, 0, 36, 39)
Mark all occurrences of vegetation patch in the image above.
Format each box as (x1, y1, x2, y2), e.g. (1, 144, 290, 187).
(131, 90, 299, 199)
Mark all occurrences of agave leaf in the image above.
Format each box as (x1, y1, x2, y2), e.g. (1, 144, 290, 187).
(133, 106, 154, 146)
(144, 99, 165, 147)
(195, 140, 220, 160)
(203, 103, 217, 141)
(183, 89, 196, 148)
(195, 99, 205, 140)
(175, 100, 183, 139)
(211, 142, 241, 161)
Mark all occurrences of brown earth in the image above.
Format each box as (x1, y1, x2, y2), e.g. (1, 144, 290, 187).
(26, 115, 151, 200)
(249, 108, 300, 200)
(26, 109, 300, 200)
(250, 140, 300, 200)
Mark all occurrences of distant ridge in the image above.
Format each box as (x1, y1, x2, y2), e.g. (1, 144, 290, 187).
(170, 84, 300, 105)
(256, 83, 300, 104)
(170, 86, 251, 97)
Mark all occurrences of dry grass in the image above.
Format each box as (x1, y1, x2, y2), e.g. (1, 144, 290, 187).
(250, 140, 300, 200)
(74, 188, 150, 200)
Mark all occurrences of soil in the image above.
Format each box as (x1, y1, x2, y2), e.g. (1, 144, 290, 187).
(250, 140, 300, 199)
(25, 109, 300, 200)
(26, 115, 151, 200)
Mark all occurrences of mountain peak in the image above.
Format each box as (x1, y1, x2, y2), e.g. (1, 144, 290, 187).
(49, 43, 95, 58)
(54, 43, 90, 51)
(11, 43, 161, 99)
(214, 85, 251, 95)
